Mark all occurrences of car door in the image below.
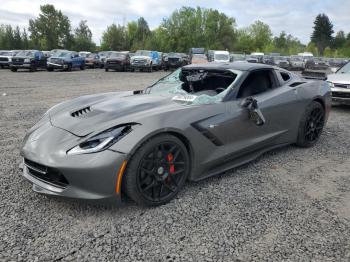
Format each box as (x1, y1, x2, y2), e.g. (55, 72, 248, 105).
(205, 69, 299, 161)
(71, 52, 78, 67)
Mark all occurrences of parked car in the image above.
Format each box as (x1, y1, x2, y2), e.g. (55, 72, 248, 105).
(164, 52, 188, 70)
(78, 51, 91, 58)
(85, 53, 101, 68)
(98, 51, 114, 67)
(10, 50, 47, 72)
(250, 52, 264, 63)
(130, 50, 161, 72)
(208, 50, 230, 63)
(190, 54, 208, 64)
(230, 53, 246, 62)
(20, 63, 331, 206)
(327, 62, 350, 104)
(305, 57, 329, 70)
(262, 55, 274, 65)
(273, 56, 290, 69)
(47, 51, 85, 71)
(246, 55, 260, 63)
(50, 49, 69, 57)
(105, 52, 130, 72)
(289, 56, 305, 70)
(0, 50, 19, 68)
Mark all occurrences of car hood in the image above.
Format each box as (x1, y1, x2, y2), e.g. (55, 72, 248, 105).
(13, 56, 31, 59)
(107, 57, 124, 61)
(49, 91, 184, 137)
(327, 73, 350, 84)
(132, 55, 150, 60)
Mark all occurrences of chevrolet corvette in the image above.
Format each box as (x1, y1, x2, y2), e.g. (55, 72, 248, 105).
(21, 62, 331, 206)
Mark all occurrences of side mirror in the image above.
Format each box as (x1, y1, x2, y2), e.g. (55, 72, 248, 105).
(241, 97, 266, 126)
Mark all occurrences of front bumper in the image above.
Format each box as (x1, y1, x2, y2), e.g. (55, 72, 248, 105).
(11, 63, 31, 68)
(106, 62, 125, 70)
(47, 62, 68, 69)
(131, 62, 151, 69)
(0, 61, 10, 66)
(331, 87, 350, 104)
(21, 124, 127, 201)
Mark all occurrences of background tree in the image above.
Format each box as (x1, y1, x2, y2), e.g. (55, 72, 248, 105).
(28, 4, 73, 50)
(72, 20, 95, 51)
(13, 26, 22, 49)
(311, 13, 334, 55)
(248, 20, 272, 51)
(155, 7, 236, 52)
(134, 17, 150, 48)
(100, 24, 128, 51)
(332, 31, 346, 49)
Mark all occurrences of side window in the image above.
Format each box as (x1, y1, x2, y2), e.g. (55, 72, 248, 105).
(279, 71, 291, 82)
(237, 70, 275, 98)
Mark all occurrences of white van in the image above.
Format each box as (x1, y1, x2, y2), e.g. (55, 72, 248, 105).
(211, 50, 230, 63)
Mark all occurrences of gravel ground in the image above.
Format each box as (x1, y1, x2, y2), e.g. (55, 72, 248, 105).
(0, 68, 350, 261)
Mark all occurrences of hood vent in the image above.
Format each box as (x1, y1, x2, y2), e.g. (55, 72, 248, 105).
(71, 106, 92, 118)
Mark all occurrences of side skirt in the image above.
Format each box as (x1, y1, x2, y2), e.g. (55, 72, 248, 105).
(190, 142, 290, 182)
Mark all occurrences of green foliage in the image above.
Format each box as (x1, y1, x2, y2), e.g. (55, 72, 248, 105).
(156, 7, 236, 52)
(311, 13, 334, 55)
(100, 24, 129, 51)
(0, 24, 30, 50)
(28, 4, 73, 50)
(72, 20, 96, 52)
(0, 5, 350, 58)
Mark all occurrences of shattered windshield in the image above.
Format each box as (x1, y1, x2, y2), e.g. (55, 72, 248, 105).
(146, 68, 241, 105)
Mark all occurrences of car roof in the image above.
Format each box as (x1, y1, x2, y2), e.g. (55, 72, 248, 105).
(183, 62, 274, 71)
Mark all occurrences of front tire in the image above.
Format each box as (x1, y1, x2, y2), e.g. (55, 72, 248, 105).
(124, 134, 190, 206)
(296, 101, 325, 148)
(11, 67, 17, 72)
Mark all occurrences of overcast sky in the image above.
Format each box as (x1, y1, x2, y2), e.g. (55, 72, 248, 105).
(1, 0, 349, 45)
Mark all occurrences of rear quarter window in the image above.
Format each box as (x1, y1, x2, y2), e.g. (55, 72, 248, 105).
(278, 71, 291, 83)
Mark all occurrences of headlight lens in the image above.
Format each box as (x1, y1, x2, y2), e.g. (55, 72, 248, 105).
(24, 58, 30, 63)
(67, 125, 134, 155)
(327, 81, 334, 88)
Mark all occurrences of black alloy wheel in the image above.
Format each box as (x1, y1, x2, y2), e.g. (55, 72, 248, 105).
(304, 106, 324, 143)
(124, 134, 190, 206)
(296, 101, 325, 147)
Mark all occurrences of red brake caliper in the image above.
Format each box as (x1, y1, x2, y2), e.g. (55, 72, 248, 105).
(167, 153, 175, 174)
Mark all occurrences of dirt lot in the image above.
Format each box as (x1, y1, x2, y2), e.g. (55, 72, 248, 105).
(1, 68, 350, 261)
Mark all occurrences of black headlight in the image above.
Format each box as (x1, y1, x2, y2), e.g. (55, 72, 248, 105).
(67, 124, 135, 155)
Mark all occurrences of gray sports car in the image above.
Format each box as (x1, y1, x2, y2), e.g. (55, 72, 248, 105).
(21, 63, 331, 206)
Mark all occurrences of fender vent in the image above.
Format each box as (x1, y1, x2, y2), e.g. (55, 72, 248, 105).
(71, 106, 92, 118)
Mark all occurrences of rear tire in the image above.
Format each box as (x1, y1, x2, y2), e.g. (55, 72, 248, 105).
(123, 134, 190, 206)
(296, 101, 325, 148)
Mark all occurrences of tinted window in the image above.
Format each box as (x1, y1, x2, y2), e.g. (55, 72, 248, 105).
(280, 72, 290, 81)
(237, 70, 274, 98)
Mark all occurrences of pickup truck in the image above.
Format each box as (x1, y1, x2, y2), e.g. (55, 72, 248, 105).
(47, 51, 85, 71)
(130, 50, 160, 72)
(0, 50, 20, 68)
(10, 50, 47, 72)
